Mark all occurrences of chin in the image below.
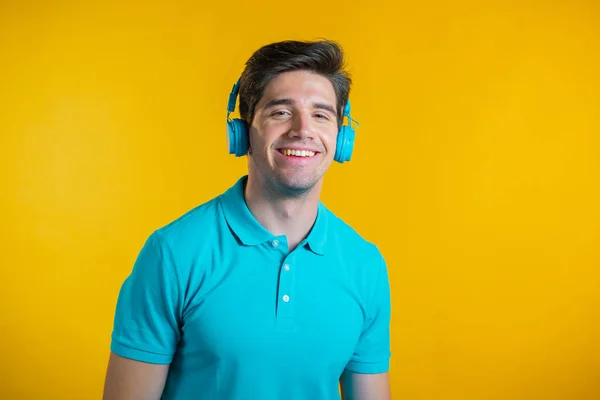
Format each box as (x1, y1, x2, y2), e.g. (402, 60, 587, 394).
(273, 174, 322, 197)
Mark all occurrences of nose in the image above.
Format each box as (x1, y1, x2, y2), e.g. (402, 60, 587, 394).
(288, 111, 313, 139)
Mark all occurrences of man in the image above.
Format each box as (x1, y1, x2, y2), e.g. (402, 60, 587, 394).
(103, 39, 392, 400)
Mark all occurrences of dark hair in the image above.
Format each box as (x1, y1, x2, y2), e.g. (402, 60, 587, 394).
(238, 39, 352, 130)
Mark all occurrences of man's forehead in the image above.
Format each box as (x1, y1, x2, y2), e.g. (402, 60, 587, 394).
(258, 72, 336, 107)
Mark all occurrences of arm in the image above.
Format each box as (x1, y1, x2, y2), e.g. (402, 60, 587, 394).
(340, 370, 391, 400)
(102, 353, 169, 400)
(103, 231, 182, 399)
(342, 246, 392, 399)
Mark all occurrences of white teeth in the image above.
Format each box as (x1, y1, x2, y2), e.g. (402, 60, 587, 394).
(281, 149, 315, 157)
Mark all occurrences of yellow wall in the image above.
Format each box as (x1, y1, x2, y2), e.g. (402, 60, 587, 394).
(1, 1, 599, 399)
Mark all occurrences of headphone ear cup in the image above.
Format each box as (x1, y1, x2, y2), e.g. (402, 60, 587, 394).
(227, 118, 249, 157)
(334, 125, 355, 163)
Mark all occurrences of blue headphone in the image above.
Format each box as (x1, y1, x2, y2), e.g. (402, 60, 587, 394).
(226, 77, 359, 163)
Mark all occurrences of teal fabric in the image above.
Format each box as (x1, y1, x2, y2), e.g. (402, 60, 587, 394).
(110, 175, 391, 399)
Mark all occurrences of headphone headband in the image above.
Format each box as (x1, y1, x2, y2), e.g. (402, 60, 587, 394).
(227, 78, 241, 116)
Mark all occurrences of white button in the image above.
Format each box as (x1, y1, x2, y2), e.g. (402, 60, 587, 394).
(282, 295, 290, 302)
(271, 240, 279, 247)
(284, 264, 290, 271)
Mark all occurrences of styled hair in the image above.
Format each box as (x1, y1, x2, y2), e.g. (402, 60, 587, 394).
(238, 39, 352, 130)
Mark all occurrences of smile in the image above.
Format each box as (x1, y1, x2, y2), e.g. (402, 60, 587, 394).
(278, 149, 316, 157)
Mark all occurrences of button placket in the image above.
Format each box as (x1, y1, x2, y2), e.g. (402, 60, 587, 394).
(276, 256, 295, 322)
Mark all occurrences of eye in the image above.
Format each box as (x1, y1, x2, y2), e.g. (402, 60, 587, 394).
(270, 110, 291, 118)
(314, 113, 330, 120)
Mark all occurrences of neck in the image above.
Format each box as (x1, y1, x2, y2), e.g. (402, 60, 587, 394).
(244, 175, 321, 252)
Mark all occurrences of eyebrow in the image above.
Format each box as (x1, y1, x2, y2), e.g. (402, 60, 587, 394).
(264, 98, 336, 115)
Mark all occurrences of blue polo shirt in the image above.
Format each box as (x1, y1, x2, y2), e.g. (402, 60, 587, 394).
(110, 175, 391, 399)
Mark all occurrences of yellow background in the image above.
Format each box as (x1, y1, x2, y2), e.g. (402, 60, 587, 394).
(1, 1, 599, 399)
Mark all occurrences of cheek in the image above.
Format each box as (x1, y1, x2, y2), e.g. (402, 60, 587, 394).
(251, 125, 280, 149)
(323, 131, 338, 152)
(248, 127, 268, 152)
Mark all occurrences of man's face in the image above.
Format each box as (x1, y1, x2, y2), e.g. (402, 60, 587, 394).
(247, 70, 339, 197)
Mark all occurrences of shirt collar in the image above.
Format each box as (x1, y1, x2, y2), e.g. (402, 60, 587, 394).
(304, 202, 328, 256)
(219, 175, 328, 255)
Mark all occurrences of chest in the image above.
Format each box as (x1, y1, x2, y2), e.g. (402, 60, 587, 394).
(177, 248, 365, 373)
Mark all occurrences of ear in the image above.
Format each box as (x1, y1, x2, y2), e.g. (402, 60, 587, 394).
(247, 131, 252, 154)
(247, 122, 253, 154)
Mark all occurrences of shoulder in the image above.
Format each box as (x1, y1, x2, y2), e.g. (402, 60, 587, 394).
(155, 195, 220, 240)
(141, 192, 227, 265)
(321, 204, 388, 290)
(321, 204, 390, 309)
(323, 204, 384, 262)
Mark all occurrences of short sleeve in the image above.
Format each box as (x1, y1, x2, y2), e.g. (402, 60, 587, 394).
(110, 231, 182, 364)
(345, 250, 392, 374)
